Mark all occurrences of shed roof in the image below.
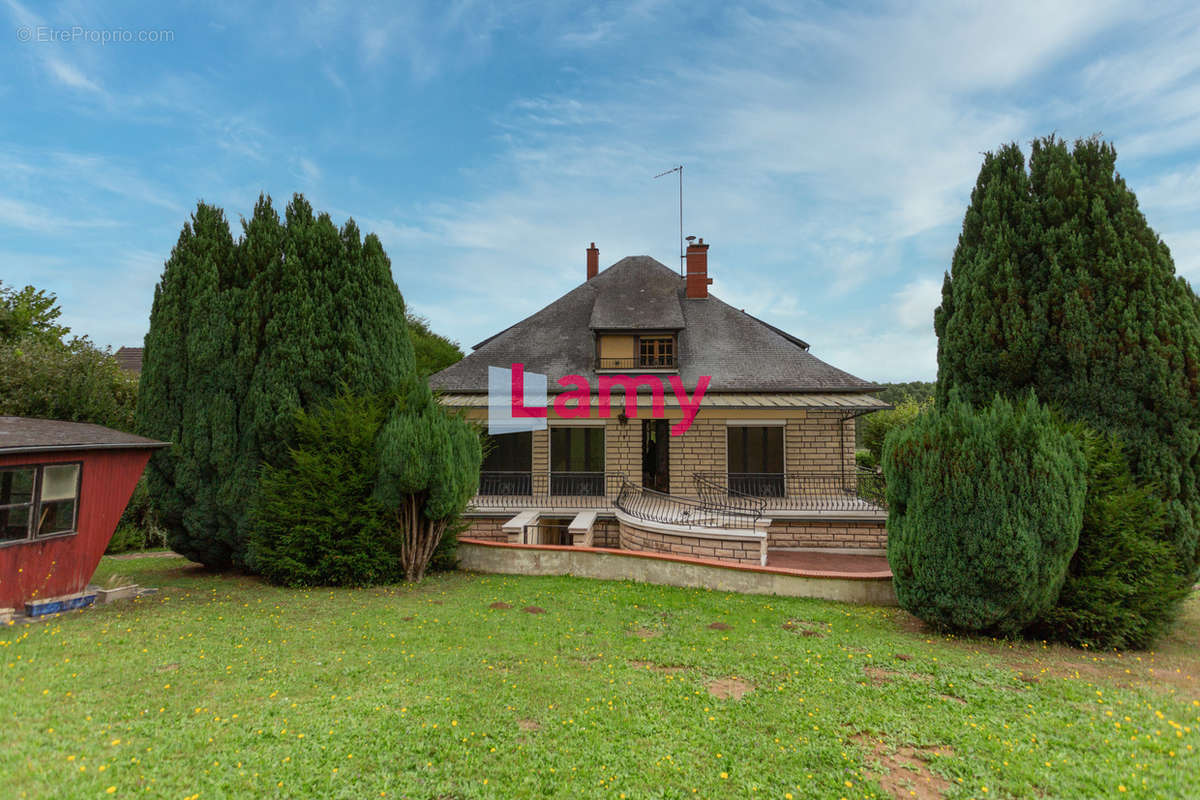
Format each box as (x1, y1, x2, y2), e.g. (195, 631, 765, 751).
(0, 417, 169, 455)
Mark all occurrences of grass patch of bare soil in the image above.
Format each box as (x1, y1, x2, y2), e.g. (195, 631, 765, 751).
(707, 677, 754, 700)
(851, 732, 954, 800)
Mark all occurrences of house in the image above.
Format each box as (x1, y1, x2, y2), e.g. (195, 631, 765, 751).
(114, 346, 144, 374)
(0, 417, 167, 614)
(430, 240, 890, 568)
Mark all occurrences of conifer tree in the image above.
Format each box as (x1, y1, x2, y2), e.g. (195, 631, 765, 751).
(935, 135, 1200, 607)
(374, 379, 481, 583)
(138, 194, 415, 568)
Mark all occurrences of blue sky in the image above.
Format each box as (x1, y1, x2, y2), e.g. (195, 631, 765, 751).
(3, 1, 1200, 382)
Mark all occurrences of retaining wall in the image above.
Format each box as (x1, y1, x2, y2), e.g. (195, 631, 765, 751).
(458, 539, 897, 605)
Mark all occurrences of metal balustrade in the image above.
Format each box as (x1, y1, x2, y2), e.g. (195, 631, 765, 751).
(596, 356, 676, 370)
(615, 480, 763, 531)
(472, 469, 886, 515)
(473, 471, 625, 509)
(693, 470, 887, 512)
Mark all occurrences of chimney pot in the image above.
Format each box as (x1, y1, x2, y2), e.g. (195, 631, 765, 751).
(586, 242, 599, 280)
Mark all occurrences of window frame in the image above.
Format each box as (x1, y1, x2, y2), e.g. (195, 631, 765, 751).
(549, 424, 606, 497)
(594, 332, 678, 371)
(636, 335, 675, 369)
(0, 461, 83, 547)
(479, 432, 534, 496)
(725, 425, 785, 497)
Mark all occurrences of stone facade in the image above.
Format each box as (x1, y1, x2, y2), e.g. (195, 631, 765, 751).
(462, 516, 507, 542)
(618, 519, 763, 565)
(665, 410, 856, 496)
(767, 518, 886, 550)
(592, 518, 619, 548)
(463, 406, 881, 553)
(785, 412, 856, 475)
(463, 514, 622, 548)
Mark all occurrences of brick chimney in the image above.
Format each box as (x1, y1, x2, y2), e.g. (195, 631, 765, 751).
(685, 238, 712, 299)
(586, 242, 599, 280)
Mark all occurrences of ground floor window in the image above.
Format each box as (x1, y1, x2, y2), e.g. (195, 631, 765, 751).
(551, 426, 605, 495)
(479, 432, 533, 495)
(0, 462, 82, 544)
(727, 426, 784, 496)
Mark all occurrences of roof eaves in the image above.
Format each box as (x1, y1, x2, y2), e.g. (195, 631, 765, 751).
(0, 441, 172, 455)
(737, 310, 810, 350)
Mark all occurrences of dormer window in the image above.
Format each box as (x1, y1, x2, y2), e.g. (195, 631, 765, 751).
(597, 333, 677, 370)
(638, 336, 674, 368)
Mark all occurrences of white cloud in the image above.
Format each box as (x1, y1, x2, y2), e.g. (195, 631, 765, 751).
(295, 157, 322, 184)
(894, 277, 943, 332)
(0, 194, 119, 233)
(44, 57, 103, 94)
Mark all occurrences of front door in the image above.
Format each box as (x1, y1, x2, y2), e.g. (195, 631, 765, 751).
(642, 419, 670, 493)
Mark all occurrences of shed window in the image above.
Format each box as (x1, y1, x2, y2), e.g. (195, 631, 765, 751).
(0, 463, 82, 544)
(38, 464, 80, 536)
(1, 468, 35, 542)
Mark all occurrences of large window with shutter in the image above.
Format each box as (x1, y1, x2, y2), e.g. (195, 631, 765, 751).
(479, 432, 533, 495)
(726, 426, 784, 497)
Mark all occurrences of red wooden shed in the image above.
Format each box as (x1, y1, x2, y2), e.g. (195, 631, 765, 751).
(0, 417, 168, 611)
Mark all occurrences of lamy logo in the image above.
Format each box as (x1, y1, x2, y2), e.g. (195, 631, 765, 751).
(487, 364, 710, 436)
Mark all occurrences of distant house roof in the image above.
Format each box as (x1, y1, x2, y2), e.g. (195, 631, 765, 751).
(0, 417, 168, 455)
(115, 346, 143, 374)
(430, 256, 879, 394)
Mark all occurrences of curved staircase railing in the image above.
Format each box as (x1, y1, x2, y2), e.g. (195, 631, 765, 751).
(615, 480, 764, 531)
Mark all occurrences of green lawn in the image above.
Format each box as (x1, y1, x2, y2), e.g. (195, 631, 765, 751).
(3, 557, 1197, 799)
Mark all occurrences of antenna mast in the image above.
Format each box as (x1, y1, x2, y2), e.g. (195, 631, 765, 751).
(654, 165, 684, 275)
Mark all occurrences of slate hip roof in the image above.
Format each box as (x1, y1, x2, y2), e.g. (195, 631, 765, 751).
(428, 256, 880, 394)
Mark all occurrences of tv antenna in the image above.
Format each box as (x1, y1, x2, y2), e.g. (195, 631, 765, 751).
(654, 165, 684, 275)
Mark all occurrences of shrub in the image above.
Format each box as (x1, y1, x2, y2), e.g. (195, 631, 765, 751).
(105, 525, 146, 555)
(1029, 428, 1188, 649)
(246, 395, 404, 587)
(859, 399, 929, 469)
(0, 336, 137, 431)
(883, 393, 1086, 635)
(374, 380, 482, 583)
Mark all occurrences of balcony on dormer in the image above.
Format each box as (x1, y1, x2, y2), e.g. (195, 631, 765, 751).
(595, 333, 677, 371)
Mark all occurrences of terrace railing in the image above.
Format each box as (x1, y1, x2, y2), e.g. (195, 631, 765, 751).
(693, 469, 887, 512)
(615, 480, 764, 531)
(596, 355, 677, 370)
(472, 471, 626, 509)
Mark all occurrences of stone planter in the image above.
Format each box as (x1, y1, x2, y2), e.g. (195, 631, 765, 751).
(96, 585, 138, 604)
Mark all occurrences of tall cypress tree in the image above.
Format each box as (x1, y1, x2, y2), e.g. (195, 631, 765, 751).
(936, 135, 1200, 598)
(138, 194, 415, 568)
